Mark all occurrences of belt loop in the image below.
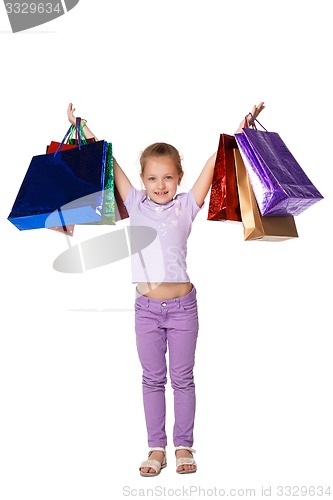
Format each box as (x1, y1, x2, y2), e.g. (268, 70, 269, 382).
(147, 298, 150, 308)
(177, 297, 180, 308)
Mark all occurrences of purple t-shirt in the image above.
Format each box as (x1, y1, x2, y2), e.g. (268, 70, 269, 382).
(124, 186, 203, 283)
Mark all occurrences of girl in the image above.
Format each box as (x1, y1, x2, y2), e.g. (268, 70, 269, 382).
(67, 102, 265, 476)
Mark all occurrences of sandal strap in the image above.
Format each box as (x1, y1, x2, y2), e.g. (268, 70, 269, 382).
(140, 458, 164, 471)
(148, 447, 166, 456)
(176, 456, 196, 467)
(175, 446, 196, 455)
(139, 447, 167, 471)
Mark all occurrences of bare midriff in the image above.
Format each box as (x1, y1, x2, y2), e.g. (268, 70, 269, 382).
(136, 282, 193, 300)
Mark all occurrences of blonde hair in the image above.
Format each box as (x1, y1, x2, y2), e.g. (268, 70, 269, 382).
(140, 142, 183, 175)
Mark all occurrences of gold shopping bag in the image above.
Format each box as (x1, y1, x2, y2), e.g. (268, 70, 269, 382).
(233, 149, 298, 241)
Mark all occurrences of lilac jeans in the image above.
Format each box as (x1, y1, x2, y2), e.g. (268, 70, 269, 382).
(135, 285, 199, 448)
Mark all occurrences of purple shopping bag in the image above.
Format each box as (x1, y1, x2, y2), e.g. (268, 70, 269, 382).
(234, 120, 323, 216)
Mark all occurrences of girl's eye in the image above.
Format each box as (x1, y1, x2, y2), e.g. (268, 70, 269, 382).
(148, 177, 155, 181)
(166, 176, 172, 180)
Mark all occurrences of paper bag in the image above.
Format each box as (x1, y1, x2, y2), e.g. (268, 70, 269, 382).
(233, 149, 298, 241)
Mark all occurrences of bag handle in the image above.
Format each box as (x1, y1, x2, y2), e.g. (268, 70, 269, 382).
(54, 124, 72, 156)
(54, 117, 87, 157)
(76, 117, 82, 149)
(244, 112, 268, 131)
(67, 119, 87, 145)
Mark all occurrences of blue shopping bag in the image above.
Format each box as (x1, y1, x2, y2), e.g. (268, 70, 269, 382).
(8, 124, 108, 230)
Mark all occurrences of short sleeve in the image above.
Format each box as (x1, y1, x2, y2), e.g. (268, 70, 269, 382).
(186, 188, 204, 221)
(124, 185, 145, 214)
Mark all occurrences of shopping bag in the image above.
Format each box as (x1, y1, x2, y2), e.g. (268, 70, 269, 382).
(45, 126, 81, 235)
(47, 147, 129, 224)
(207, 134, 241, 222)
(47, 141, 76, 153)
(7, 130, 108, 230)
(46, 138, 97, 236)
(114, 185, 129, 221)
(47, 130, 128, 223)
(90, 141, 117, 226)
(46, 124, 117, 227)
(234, 120, 323, 216)
(233, 149, 298, 241)
(65, 121, 129, 223)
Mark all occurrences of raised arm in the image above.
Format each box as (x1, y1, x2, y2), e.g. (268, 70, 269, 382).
(67, 103, 97, 141)
(191, 102, 265, 207)
(191, 151, 217, 208)
(112, 157, 132, 202)
(67, 103, 132, 202)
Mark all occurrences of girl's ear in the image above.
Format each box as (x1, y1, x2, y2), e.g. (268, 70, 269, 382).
(178, 171, 184, 185)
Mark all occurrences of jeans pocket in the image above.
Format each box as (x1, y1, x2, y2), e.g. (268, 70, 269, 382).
(181, 301, 198, 313)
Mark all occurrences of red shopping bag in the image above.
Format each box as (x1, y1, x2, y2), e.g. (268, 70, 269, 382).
(207, 134, 241, 222)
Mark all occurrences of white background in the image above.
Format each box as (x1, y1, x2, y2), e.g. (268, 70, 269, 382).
(0, 0, 332, 498)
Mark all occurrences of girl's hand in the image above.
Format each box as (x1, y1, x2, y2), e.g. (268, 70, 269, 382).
(67, 103, 97, 142)
(246, 101, 265, 126)
(67, 103, 76, 126)
(235, 101, 265, 133)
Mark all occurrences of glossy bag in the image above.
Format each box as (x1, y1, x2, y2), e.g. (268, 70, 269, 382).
(47, 139, 129, 225)
(46, 124, 120, 227)
(207, 134, 241, 222)
(8, 126, 107, 230)
(45, 122, 88, 235)
(234, 149, 298, 241)
(234, 120, 323, 216)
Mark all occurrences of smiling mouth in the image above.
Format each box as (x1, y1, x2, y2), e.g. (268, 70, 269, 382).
(155, 191, 168, 195)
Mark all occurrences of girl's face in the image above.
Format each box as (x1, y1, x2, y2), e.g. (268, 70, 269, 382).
(141, 156, 183, 205)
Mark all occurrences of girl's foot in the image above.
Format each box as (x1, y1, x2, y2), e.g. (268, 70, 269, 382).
(175, 446, 197, 474)
(139, 448, 167, 477)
